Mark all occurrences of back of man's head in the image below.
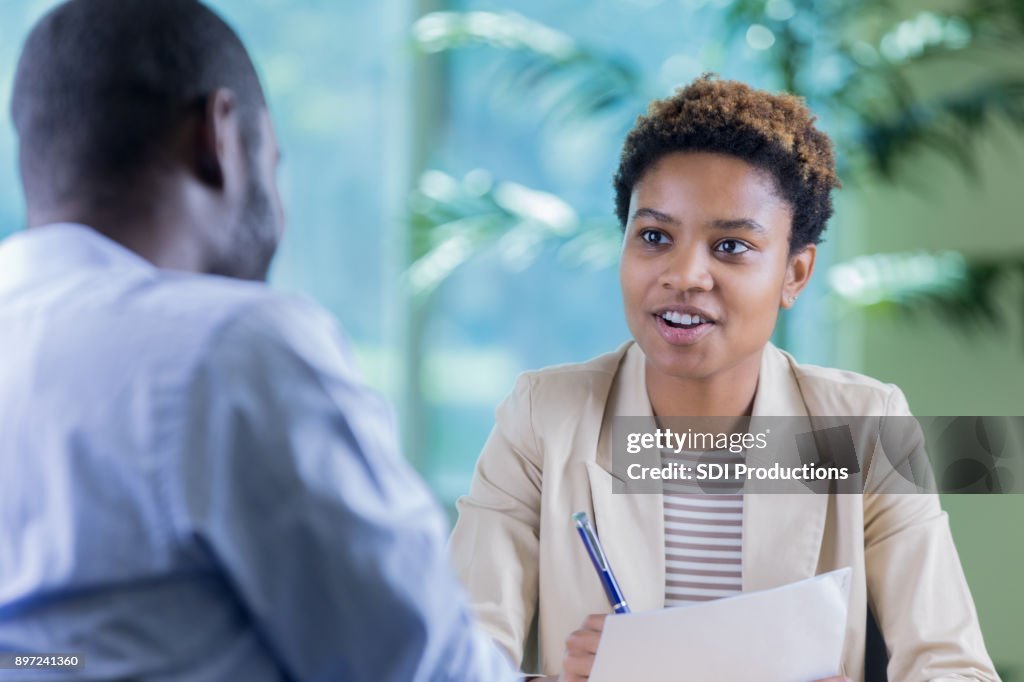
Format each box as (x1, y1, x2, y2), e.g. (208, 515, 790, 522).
(11, 0, 266, 214)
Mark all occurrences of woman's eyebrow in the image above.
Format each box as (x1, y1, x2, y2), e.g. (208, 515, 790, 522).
(630, 207, 678, 224)
(630, 209, 766, 234)
(710, 217, 766, 233)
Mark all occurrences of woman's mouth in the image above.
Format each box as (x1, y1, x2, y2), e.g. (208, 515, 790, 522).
(653, 311, 716, 345)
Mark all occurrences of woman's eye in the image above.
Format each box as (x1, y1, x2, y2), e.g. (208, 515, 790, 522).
(640, 229, 669, 246)
(715, 239, 750, 255)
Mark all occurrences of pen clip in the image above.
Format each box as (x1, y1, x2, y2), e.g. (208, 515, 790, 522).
(573, 511, 609, 571)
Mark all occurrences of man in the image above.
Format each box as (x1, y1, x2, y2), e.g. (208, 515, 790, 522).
(0, 1, 515, 680)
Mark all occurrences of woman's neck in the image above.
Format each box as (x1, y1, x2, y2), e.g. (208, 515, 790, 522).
(645, 351, 762, 418)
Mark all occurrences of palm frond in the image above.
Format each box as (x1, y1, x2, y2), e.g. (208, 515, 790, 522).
(406, 170, 580, 300)
(412, 11, 646, 130)
(412, 11, 576, 59)
(828, 251, 1024, 334)
(856, 78, 1024, 180)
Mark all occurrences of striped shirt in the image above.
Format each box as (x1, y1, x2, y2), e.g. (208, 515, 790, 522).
(662, 450, 744, 607)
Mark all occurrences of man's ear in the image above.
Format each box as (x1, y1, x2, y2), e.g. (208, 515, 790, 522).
(780, 243, 816, 309)
(193, 88, 237, 189)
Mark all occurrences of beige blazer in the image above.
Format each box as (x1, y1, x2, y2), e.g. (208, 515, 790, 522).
(449, 341, 998, 681)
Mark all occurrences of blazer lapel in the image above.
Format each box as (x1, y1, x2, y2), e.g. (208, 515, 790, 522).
(589, 343, 666, 613)
(586, 342, 830, 605)
(742, 344, 830, 591)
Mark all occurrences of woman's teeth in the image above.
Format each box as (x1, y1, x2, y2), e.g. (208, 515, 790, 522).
(660, 311, 707, 327)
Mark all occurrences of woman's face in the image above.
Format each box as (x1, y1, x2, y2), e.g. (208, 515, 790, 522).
(619, 151, 815, 382)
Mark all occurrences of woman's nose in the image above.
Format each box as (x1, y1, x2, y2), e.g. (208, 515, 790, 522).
(658, 245, 713, 292)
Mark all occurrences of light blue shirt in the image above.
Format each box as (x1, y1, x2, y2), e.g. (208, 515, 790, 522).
(0, 224, 516, 681)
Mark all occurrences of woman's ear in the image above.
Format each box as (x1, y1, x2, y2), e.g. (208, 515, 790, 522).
(780, 244, 816, 309)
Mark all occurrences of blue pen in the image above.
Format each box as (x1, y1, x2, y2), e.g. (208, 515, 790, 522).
(572, 511, 631, 614)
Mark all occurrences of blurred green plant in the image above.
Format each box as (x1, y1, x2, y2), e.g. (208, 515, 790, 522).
(406, 168, 624, 295)
(406, 168, 580, 302)
(723, 0, 1024, 182)
(412, 11, 644, 132)
(398, 166, 616, 452)
(829, 250, 1024, 336)
(407, 3, 1024, 338)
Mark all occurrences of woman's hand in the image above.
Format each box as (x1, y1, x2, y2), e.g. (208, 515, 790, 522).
(561, 613, 606, 681)
(560, 613, 851, 682)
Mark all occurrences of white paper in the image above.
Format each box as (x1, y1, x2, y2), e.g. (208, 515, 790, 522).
(590, 567, 852, 682)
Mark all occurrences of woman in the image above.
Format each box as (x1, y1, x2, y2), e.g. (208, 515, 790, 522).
(448, 76, 997, 681)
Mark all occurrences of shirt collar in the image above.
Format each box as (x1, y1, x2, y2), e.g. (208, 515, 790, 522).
(0, 223, 156, 293)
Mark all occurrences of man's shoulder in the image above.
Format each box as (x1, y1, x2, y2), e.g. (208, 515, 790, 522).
(141, 273, 331, 338)
(125, 273, 345, 379)
(143, 271, 299, 317)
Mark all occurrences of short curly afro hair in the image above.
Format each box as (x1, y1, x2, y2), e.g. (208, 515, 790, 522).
(613, 75, 840, 252)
